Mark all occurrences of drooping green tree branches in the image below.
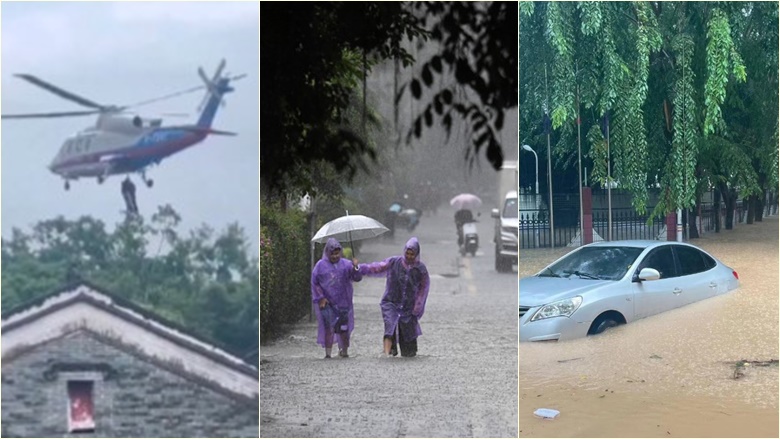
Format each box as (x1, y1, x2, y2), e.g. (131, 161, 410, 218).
(403, 2, 518, 170)
(520, 1, 773, 216)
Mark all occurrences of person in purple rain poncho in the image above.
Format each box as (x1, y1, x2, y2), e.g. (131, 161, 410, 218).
(311, 238, 362, 358)
(358, 237, 430, 357)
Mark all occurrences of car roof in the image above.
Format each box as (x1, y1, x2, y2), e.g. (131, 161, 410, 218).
(585, 240, 694, 249)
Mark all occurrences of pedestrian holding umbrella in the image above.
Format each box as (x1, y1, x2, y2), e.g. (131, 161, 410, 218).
(310, 211, 389, 359)
(450, 194, 481, 246)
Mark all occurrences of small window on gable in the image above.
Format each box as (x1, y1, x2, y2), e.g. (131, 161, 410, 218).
(67, 381, 95, 433)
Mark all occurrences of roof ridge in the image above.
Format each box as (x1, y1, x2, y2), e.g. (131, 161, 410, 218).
(2, 281, 257, 375)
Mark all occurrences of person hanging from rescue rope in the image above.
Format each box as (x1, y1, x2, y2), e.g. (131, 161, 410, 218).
(121, 176, 138, 215)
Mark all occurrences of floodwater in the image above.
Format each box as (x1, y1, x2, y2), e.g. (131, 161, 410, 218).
(519, 218, 779, 437)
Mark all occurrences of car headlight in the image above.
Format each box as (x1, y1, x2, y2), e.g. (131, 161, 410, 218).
(530, 296, 583, 321)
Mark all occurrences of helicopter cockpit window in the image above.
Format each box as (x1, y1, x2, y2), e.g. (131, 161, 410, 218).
(69, 135, 93, 153)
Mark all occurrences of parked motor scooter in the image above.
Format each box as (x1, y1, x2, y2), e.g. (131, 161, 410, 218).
(460, 220, 479, 256)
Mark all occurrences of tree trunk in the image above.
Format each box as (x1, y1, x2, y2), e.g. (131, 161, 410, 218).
(746, 195, 755, 224)
(754, 190, 766, 222)
(719, 184, 736, 230)
(279, 193, 288, 212)
(687, 206, 699, 239)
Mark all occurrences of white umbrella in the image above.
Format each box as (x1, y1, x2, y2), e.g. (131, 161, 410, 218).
(311, 212, 389, 245)
(450, 193, 482, 210)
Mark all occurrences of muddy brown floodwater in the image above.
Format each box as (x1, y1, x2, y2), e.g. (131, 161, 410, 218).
(519, 217, 779, 438)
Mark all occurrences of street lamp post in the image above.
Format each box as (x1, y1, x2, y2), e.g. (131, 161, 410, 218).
(522, 144, 541, 248)
(521, 144, 538, 195)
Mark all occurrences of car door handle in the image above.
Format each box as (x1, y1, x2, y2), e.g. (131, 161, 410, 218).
(673, 288, 682, 295)
(709, 282, 717, 289)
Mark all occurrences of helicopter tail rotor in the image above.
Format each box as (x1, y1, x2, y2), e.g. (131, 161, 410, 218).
(194, 59, 246, 129)
(197, 58, 227, 111)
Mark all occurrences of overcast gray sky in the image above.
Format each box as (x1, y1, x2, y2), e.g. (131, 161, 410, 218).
(1, 1, 259, 254)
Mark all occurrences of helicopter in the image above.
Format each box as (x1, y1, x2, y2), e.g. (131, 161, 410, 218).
(1, 60, 244, 190)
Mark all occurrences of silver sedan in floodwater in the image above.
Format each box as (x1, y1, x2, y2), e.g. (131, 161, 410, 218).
(519, 240, 740, 342)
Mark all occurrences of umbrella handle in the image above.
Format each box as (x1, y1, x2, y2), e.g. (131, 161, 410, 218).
(346, 209, 355, 258)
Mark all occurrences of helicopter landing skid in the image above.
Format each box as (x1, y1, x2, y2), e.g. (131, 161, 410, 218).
(64, 180, 70, 191)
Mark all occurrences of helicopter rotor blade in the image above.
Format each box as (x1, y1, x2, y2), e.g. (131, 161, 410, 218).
(212, 59, 226, 81)
(14, 74, 107, 110)
(197, 68, 213, 111)
(125, 84, 207, 109)
(198, 67, 211, 86)
(1, 110, 102, 119)
(8, 64, 242, 121)
(197, 60, 228, 110)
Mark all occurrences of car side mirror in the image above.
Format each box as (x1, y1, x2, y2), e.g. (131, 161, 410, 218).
(637, 268, 661, 282)
(491, 208, 499, 218)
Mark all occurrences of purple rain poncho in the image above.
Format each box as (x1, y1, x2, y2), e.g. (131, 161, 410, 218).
(358, 237, 431, 342)
(311, 238, 362, 348)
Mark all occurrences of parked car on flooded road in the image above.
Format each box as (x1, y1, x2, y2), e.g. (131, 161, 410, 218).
(519, 240, 740, 342)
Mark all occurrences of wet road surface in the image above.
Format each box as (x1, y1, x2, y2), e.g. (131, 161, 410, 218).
(519, 217, 779, 437)
(261, 208, 518, 437)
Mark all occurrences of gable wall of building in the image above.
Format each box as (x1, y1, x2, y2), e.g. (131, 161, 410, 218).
(1, 331, 258, 438)
(3, 298, 257, 399)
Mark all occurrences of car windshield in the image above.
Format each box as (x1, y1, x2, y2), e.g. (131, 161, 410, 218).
(540, 246, 644, 281)
(503, 198, 518, 218)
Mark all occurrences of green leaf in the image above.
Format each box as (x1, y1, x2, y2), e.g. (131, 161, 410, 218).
(411, 79, 422, 99)
(442, 89, 453, 105)
(422, 64, 433, 86)
(434, 95, 443, 114)
(431, 55, 443, 73)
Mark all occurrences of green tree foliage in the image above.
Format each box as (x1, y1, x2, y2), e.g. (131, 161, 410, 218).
(260, 2, 425, 198)
(520, 2, 776, 219)
(1, 205, 258, 365)
(720, 2, 779, 223)
(261, 2, 519, 199)
(258, 204, 311, 343)
(670, 34, 698, 211)
(403, 2, 519, 170)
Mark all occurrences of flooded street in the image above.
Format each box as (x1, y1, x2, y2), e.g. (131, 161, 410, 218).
(261, 209, 518, 437)
(519, 218, 779, 437)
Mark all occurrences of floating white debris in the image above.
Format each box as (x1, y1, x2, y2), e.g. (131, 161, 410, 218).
(534, 408, 560, 419)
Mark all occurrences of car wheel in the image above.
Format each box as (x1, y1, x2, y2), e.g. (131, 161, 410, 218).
(495, 253, 509, 272)
(588, 314, 621, 335)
